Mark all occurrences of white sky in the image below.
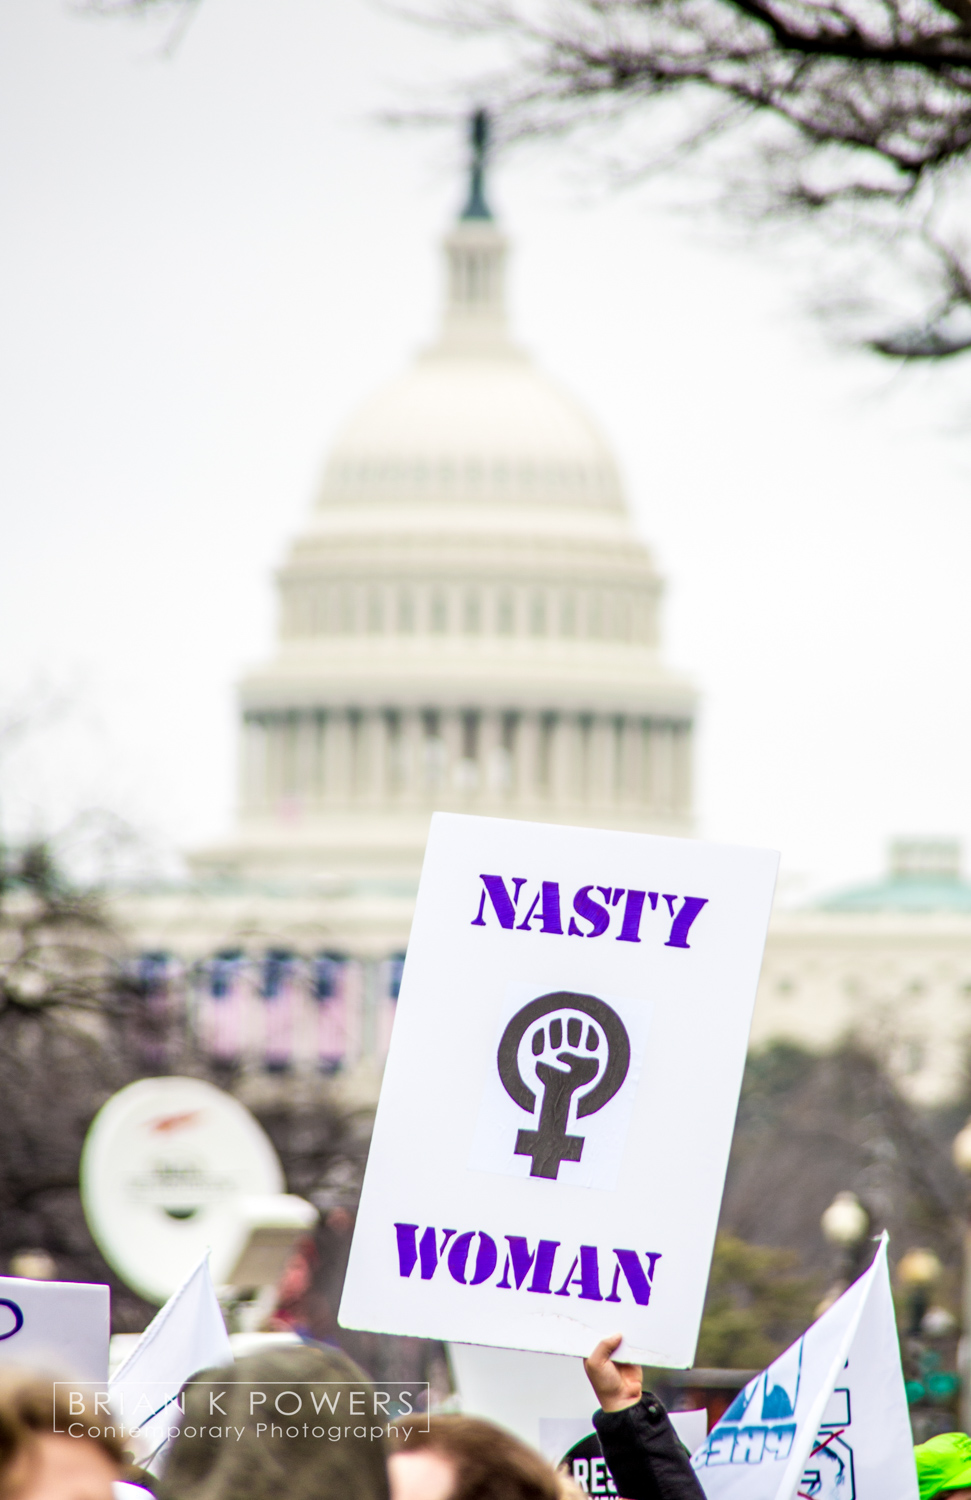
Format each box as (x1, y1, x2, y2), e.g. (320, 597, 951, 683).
(2, 0, 970, 897)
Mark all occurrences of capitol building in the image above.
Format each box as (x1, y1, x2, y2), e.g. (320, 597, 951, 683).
(118, 127, 971, 1111)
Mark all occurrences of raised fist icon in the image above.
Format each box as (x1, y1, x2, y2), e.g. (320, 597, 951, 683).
(497, 992, 630, 1180)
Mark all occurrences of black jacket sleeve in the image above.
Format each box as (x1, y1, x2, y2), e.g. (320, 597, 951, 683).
(592, 1393, 707, 1500)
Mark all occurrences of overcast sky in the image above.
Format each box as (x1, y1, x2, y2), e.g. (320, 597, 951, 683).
(3, 0, 971, 897)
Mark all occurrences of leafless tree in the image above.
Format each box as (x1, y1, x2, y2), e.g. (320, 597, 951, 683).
(0, 837, 370, 1338)
(413, 0, 971, 354)
(81, 0, 971, 356)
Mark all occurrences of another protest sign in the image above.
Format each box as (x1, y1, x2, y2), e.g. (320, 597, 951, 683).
(0, 1275, 108, 1381)
(450, 1342, 705, 1471)
(541, 1412, 708, 1493)
(340, 812, 778, 1364)
(692, 1235, 916, 1500)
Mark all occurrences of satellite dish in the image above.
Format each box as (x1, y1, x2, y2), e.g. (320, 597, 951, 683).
(80, 1077, 288, 1304)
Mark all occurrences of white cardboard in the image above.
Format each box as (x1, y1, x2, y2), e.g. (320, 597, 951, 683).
(450, 1343, 594, 1449)
(340, 814, 778, 1366)
(450, 1341, 708, 1459)
(0, 1276, 109, 1381)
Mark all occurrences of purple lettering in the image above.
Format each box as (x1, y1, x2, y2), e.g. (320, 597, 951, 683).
(554, 1256, 579, 1296)
(499, 1236, 561, 1293)
(517, 891, 541, 929)
(528, 1239, 561, 1294)
(395, 1225, 457, 1279)
(394, 1224, 419, 1278)
(469, 1233, 498, 1285)
(500, 1236, 536, 1290)
(608, 1249, 662, 1306)
(471, 875, 526, 929)
(519, 882, 564, 933)
(665, 897, 708, 949)
(578, 1244, 603, 1301)
(552, 1245, 602, 1301)
(568, 886, 611, 938)
(616, 889, 646, 943)
(541, 881, 564, 934)
(447, 1231, 499, 1286)
(419, 1226, 456, 1280)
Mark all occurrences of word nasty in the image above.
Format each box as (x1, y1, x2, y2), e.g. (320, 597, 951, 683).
(394, 1225, 661, 1306)
(471, 875, 707, 948)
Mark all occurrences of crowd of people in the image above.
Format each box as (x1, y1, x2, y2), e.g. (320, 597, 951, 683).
(2, 1332, 971, 1500)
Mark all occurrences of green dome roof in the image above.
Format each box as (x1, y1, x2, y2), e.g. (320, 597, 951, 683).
(821, 840, 971, 913)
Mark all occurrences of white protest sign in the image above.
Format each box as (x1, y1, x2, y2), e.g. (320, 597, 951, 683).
(0, 1276, 109, 1381)
(450, 1341, 706, 1460)
(450, 1343, 594, 1449)
(692, 1236, 916, 1500)
(339, 813, 778, 1365)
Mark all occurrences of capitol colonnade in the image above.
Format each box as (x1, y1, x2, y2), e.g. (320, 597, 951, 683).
(240, 707, 691, 820)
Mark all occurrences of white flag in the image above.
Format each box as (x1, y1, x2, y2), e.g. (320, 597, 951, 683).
(692, 1235, 917, 1500)
(110, 1253, 232, 1475)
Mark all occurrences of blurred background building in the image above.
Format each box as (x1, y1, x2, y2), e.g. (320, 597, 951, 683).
(113, 131, 696, 1099)
(113, 139, 971, 1114)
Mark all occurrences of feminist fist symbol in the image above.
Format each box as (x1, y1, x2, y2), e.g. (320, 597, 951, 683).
(497, 992, 630, 1180)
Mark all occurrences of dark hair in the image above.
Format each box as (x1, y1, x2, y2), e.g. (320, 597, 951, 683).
(0, 1370, 126, 1498)
(159, 1343, 390, 1500)
(389, 1415, 560, 1500)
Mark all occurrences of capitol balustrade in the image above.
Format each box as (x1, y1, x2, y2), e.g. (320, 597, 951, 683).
(279, 577, 658, 645)
(129, 949, 404, 1076)
(240, 708, 691, 818)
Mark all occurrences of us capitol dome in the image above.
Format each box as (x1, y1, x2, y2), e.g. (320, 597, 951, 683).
(195, 121, 695, 895)
(120, 119, 695, 1091)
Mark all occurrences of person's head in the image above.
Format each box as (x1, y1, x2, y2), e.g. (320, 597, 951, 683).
(0, 1371, 124, 1500)
(915, 1433, 971, 1500)
(388, 1416, 560, 1500)
(158, 1343, 389, 1500)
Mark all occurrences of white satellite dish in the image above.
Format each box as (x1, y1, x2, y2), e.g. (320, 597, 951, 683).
(80, 1077, 303, 1305)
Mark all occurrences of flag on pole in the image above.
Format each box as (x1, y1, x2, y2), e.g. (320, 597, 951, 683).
(109, 1252, 232, 1475)
(692, 1234, 917, 1500)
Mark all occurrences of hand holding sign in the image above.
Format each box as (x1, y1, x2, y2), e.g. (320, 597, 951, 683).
(584, 1334, 643, 1413)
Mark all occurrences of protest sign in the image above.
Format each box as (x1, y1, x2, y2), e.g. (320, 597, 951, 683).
(540, 1411, 708, 1492)
(450, 1342, 705, 1464)
(108, 1252, 232, 1473)
(692, 1235, 916, 1500)
(450, 1343, 593, 1449)
(0, 1276, 108, 1381)
(339, 812, 778, 1365)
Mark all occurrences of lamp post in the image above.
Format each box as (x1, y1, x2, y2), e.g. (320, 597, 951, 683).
(952, 1118, 971, 1431)
(821, 1190, 870, 1289)
(899, 1249, 944, 1337)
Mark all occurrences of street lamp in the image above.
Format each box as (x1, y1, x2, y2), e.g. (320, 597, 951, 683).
(821, 1191, 870, 1252)
(952, 1119, 971, 1430)
(898, 1249, 943, 1336)
(821, 1191, 870, 1292)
